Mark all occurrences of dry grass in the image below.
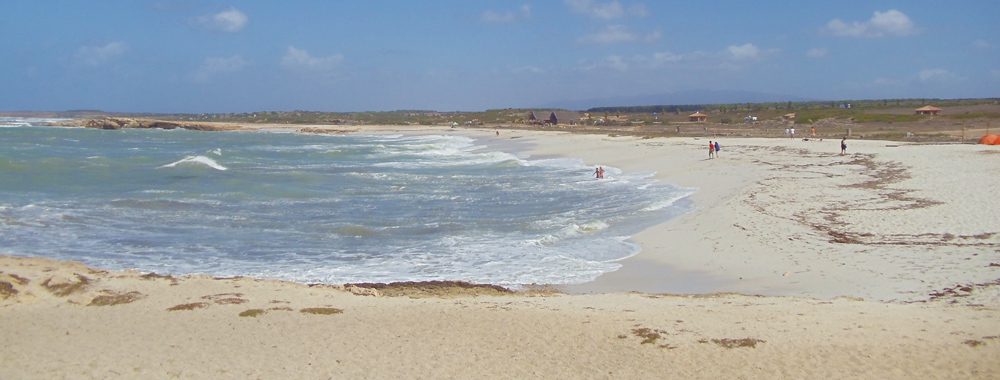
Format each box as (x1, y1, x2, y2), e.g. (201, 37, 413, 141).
(167, 302, 210, 311)
(963, 340, 985, 347)
(41, 274, 90, 297)
(239, 309, 266, 317)
(712, 338, 766, 348)
(0, 281, 17, 299)
(268, 307, 294, 311)
(88, 291, 144, 306)
(300, 307, 343, 315)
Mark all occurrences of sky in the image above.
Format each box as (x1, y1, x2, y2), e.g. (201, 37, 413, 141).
(1, 0, 998, 113)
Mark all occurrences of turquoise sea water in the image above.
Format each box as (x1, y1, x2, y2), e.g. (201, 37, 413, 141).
(0, 122, 692, 286)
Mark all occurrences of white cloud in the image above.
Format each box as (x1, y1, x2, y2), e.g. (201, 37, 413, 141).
(579, 25, 659, 44)
(74, 41, 126, 66)
(580, 25, 635, 44)
(651, 51, 684, 64)
(727, 43, 760, 60)
(482, 4, 531, 23)
(194, 55, 248, 82)
(806, 47, 828, 58)
(825, 9, 916, 37)
(918, 68, 961, 83)
(566, 0, 645, 19)
(580, 43, 772, 73)
(281, 46, 344, 73)
(198, 7, 248, 32)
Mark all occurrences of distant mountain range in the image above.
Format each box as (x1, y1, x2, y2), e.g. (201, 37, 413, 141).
(543, 90, 810, 111)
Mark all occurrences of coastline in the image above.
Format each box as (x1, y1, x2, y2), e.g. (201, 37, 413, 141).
(3, 123, 1000, 378)
(345, 125, 1000, 302)
(5, 122, 999, 302)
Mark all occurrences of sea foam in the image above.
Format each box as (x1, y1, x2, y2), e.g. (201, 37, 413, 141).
(159, 155, 228, 171)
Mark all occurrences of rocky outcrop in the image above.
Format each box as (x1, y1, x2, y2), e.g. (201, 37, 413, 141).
(80, 117, 242, 131)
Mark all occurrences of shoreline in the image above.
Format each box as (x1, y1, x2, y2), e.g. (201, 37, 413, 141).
(7, 122, 999, 302)
(3, 123, 1000, 378)
(342, 125, 999, 303)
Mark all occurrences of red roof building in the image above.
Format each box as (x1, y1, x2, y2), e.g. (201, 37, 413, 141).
(914, 105, 942, 115)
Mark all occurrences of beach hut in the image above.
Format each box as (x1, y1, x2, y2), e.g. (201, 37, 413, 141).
(548, 112, 558, 125)
(914, 105, 942, 115)
(783, 113, 796, 120)
(528, 111, 537, 122)
(688, 111, 707, 122)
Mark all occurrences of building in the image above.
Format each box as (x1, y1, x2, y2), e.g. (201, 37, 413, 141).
(688, 111, 707, 122)
(914, 105, 942, 115)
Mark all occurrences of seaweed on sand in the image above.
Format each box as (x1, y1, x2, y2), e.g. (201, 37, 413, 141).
(300, 307, 343, 315)
(88, 291, 144, 306)
(41, 274, 90, 297)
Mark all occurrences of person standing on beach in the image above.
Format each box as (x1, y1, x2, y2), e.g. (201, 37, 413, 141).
(840, 137, 847, 155)
(714, 141, 721, 157)
(708, 141, 715, 159)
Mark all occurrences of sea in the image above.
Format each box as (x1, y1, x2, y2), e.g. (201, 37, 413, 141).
(0, 119, 693, 286)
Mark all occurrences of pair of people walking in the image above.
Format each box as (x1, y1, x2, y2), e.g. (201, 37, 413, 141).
(709, 141, 721, 158)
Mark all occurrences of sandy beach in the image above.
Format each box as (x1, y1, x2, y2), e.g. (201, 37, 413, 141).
(3, 125, 999, 378)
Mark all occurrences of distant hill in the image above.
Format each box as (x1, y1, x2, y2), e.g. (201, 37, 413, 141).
(543, 90, 809, 111)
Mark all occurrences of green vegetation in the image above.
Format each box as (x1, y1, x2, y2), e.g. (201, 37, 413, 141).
(7, 98, 997, 131)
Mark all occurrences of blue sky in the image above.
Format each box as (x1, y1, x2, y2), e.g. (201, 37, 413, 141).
(2, 1, 998, 112)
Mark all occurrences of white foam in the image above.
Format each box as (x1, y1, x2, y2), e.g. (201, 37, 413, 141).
(209, 148, 222, 156)
(642, 189, 696, 211)
(158, 155, 228, 171)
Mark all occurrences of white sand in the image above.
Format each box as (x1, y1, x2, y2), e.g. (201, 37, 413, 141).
(2, 256, 999, 379)
(496, 130, 999, 302)
(2, 124, 999, 378)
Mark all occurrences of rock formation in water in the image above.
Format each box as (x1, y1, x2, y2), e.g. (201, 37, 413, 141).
(75, 117, 241, 131)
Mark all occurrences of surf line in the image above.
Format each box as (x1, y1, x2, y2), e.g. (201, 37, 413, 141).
(158, 155, 228, 171)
